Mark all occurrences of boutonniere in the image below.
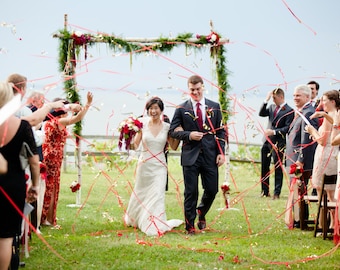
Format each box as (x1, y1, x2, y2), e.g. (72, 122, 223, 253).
(185, 111, 198, 121)
(281, 106, 286, 111)
(205, 106, 214, 118)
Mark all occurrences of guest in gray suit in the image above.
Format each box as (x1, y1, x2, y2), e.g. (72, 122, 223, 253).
(170, 75, 226, 235)
(286, 84, 319, 228)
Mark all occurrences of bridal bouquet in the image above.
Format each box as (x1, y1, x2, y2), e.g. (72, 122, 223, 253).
(118, 116, 143, 151)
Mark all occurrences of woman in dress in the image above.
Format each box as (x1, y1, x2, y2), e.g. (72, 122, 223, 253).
(330, 104, 340, 244)
(0, 82, 40, 270)
(306, 90, 340, 198)
(305, 90, 340, 230)
(41, 92, 93, 226)
(124, 97, 183, 236)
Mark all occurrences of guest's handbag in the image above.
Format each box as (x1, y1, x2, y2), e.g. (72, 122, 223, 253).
(9, 234, 20, 270)
(19, 142, 35, 170)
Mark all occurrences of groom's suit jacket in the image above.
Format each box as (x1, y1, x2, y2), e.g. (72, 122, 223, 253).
(170, 98, 225, 167)
(285, 103, 318, 170)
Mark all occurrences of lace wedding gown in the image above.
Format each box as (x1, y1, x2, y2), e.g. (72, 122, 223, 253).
(124, 119, 183, 236)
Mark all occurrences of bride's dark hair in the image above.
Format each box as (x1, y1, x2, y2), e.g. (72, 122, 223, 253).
(145, 96, 164, 112)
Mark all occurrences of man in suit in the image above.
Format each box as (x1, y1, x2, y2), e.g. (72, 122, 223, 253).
(259, 88, 294, 199)
(307, 80, 321, 196)
(286, 84, 318, 228)
(307, 80, 320, 108)
(170, 75, 226, 235)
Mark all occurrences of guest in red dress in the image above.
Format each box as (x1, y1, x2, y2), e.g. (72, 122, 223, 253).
(41, 92, 93, 226)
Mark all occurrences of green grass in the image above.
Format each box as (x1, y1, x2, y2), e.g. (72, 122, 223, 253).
(23, 157, 339, 269)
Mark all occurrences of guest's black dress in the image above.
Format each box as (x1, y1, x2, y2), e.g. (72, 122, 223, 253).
(0, 120, 37, 238)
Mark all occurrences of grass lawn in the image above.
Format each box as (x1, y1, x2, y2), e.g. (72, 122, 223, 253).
(23, 156, 339, 269)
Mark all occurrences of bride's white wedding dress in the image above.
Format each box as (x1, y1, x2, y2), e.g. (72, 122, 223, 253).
(124, 118, 183, 236)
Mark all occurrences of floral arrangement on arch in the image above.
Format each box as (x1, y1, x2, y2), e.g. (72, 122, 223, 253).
(118, 116, 143, 151)
(72, 31, 92, 46)
(196, 31, 220, 45)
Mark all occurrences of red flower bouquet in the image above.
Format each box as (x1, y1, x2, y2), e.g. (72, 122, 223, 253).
(70, 181, 81, 193)
(289, 164, 304, 178)
(221, 182, 231, 208)
(289, 164, 305, 195)
(118, 116, 143, 151)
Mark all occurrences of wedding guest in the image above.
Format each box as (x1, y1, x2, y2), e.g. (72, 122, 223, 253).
(305, 90, 340, 230)
(259, 88, 294, 199)
(7, 74, 64, 233)
(330, 107, 340, 244)
(285, 84, 318, 229)
(26, 91, 45, 232)
(308, 80, 320, 108)
(307, 80, 321, 196)
(41, 92, 92, 227)
(306, 90, 339, 198)
(7, 73, 65, 127)
(124, 97, 182, 236)
(0, 82, 39, 270)
(27, 91, 45, 160)
(169, 75, 226, 235)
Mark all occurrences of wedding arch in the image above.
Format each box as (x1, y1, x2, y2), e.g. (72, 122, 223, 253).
(53, 14, 231, 205)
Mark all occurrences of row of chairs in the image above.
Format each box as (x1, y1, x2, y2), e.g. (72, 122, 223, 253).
(299, 176, 337, 240)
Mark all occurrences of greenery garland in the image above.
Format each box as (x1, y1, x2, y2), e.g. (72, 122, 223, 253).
(56, 29, 230, 140)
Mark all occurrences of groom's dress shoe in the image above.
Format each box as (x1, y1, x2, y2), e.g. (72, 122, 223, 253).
(260, 192, 270, 198)
(197, 220, 206, 230)
(197, 214, 206, 230)
(186, 228, 196, 235)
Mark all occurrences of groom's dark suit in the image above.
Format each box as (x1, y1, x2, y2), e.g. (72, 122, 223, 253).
(170, 98, 225, 232)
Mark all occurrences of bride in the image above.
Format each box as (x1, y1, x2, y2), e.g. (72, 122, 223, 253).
(124, 97, 183, 236)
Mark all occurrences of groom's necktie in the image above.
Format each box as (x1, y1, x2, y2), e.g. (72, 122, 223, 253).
(196, 102, 203, 130)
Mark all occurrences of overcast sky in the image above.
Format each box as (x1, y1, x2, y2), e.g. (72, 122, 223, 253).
(1, 0, 339, 144)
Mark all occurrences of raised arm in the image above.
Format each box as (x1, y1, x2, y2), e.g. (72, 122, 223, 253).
(21, 100, 65, 126)
(331, 110, 340, 146)
(59, 92, 93, 126)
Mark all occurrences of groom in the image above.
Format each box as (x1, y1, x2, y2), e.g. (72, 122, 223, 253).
(170, 75, 226, 234)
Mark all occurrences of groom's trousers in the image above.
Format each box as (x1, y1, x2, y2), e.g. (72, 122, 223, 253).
(183, 153, 218, 231)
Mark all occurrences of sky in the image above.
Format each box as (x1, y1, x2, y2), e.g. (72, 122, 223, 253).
(1, 0, 340, 145)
